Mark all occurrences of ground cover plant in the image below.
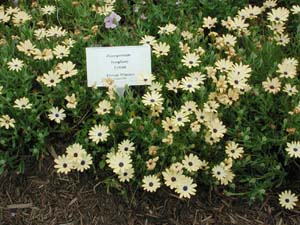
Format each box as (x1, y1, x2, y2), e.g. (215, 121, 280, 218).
(1, 0, 300, 211)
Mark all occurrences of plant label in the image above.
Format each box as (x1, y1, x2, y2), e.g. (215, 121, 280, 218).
(86, 45, 152, 88)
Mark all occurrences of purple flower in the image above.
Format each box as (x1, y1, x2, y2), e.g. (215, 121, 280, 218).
(140, 14, 147, 20)
(104, 12, 121, 29)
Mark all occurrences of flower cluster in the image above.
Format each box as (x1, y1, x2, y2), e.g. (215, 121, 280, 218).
(54, 143, 93, 174)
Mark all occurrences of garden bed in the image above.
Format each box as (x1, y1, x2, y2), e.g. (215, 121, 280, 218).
(0, 160, 299, 225)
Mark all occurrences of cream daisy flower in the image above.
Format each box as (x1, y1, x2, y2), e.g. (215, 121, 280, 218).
(202, 16, 217, 29)
(170, 162, 184, 173)
(268, 22, 286, 34)
(230, 63, 252, 78)
(203, 100, 220, 113)
(56, 61, 78, 79)
(47, 26, 67, 38)
(262, 77, 281, 94)
(139, 35, 157, 46)
(74, 152, 93, 172)
(220, 168, 235, 185)
(231, 17, 249, 31)
(161, 117, 180, 133)
(181, 101, 198, 114)
(283, 84, 298, 96)
(277, 58, 298, 79)
(212, 164, 227, 181)
(17, 40, 36, 56)
(175, 175, 197, 199)
(225, 141, 244, 159)
(162, 133, 173, 144)
(53, 45, 70, 59)
(227, 73, 248, 90)
(179, 41, 190, 54)
(41, 5, 56, 15)
(14, 97, 32, 109)
(274, 33, 290, 46)
(117, 167, 135, 182)
(0, 11, 10, 23)
(54, 154, 73, 174)
(96, 100, 112, 115)
(172, 110, 190, 127)
(146, 157, 159, 171)
(286, 141, 300, 158)
(41, 70, 62, 87)
(142, 175, 161, 193)
(188, 72, 206, 85)
(158, 23, 177, 35)
(162, 168, 184, 190)
(48, 107, 66, 123)
(65, 93, 78, 109)
(148, 81, 163, 92)
(291, 5, 300, 15)
(106, 151, 132, 174)
(137, 73, 155, 85)
(181, 53, 200, 68)
(181, 30, 193, 40)
(182, 154, 202, 172)
(34, 28, 47, 40)
(7, 58, 24, 72)
(118, 139, 135, 154)
(88, 124, 110, 144)
(166, 79, 180, 93)
(180, 77, 200, 92)
(222, 34, 237, 47)
(66, 143, 86, 161)
(215, 58, 233, 73)
(278, 190, 298, 210)
(142, 91, 163, 107)
(152, 42, 170, 57)
(150, 104, 164, 117)
(33, 48, 54, 61)
(0, 115, 15, 129)
(12, 11, 32, 25)
(267, 7, 290, 23)
(263, 0, 277, 9)
(207, 118, 227, 139)
(238, 5, 262, 19)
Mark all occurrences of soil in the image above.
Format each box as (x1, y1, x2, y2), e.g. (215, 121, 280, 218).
(0, 160, 300, 225)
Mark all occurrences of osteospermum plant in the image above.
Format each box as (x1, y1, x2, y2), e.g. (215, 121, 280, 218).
(0, 0, 300, 209)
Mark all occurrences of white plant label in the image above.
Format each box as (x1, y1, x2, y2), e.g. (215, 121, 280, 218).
(86, 45, 152, 88)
